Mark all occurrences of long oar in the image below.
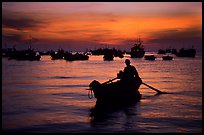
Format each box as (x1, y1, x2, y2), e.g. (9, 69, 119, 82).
(102, 77, 118, 85)
(104, 78, 167, 94)
(142, 82, 168, 94)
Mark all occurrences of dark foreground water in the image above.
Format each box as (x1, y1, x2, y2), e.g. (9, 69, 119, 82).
(2, 52, 202, 133)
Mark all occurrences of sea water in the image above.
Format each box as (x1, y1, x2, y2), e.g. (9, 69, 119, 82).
(2, 52, 202, 133)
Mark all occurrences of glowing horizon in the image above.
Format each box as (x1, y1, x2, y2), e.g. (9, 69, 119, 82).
(2, 2, 202, 51)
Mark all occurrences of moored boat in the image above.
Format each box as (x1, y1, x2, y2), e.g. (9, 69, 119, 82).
(64, 52, 89, 61)
(157, 49, 166, 54)
(50, 48, 65, 60)
(90, 48, 125, 57)
(144, 55, 156, 60)
(162, 55, 173, 60)
(103, 53, 114, 61)
(176, 48, 196, 57)
(7, 48, 41, 61)
(130, 37, 145, 58)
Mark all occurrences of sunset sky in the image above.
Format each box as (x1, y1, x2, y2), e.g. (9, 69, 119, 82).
(2, 2, 202, 51)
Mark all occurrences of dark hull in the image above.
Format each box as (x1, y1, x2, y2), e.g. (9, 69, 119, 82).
(89, 80, 141, 120)
(50, 53, 64, 60)
(8, 52, 41, 61)
(130, 51, 145, 58)
(176, 48, 196, 57)
(64, 53, 89, 61)
(162, 56, 173, 60)
(96, 91, 141, 107)
(176, 52, 196, 57)
(144, 55, 156, 60)
(103, 54, 114, 61)
(89, 80, 142, 106)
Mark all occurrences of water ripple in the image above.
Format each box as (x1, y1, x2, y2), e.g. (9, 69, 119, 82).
(46, 84, 89, 89)
(50, 76, 93, 79)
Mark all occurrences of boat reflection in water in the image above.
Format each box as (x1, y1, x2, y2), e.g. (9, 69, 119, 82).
(89, 98, 140, 126)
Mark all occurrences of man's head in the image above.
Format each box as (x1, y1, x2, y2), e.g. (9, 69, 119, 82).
(125, 59, 130, 65)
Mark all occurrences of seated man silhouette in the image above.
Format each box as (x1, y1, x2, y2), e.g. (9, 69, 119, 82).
(118, 59, 142, 87)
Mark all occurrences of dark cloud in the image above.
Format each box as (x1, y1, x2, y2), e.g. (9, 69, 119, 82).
(56, 29, 112, 35)
(2, 34, 25, 43)
(159, 10, 197, 18)
(2, 9, 46, 30)
(146, 27, 202, 51)
(27, 38, 101, 52)
(2, 17, 44, 30)
(148, 27, 201, 43)
(2, 34, 40, 49)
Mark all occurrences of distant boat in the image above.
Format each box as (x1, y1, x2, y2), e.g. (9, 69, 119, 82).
(130, 37, 145, 58)
(162, 55, 173, 60)
(64, 52, 89, 61)
(171, 48, 177, 55)
(50, 49, 65, 60)
(144, 55, 156, 60)
(158, 48, 177, 55)
(2, 48, 16, 57)
(7, 47, 41, 61)
(90, 48, 105, 55)
(113, 50, 124, 58)
(73, 52, 89, 61)
(103, 53, 114, 61)
(176, 48, 196, 57)
(157, 49, 166, 54)
(90, 48, 125, 57)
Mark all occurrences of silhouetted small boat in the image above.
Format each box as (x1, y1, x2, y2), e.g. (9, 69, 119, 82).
(18, 51, 41, 61)
(2, 48, 16, 58)
(144, 55, 156, 60)
(88, 79, 141, 106)
(162, 55, 173, 60)
(103, 53, 114, 61)
(50, 49, 65, 60)
(90, 48, 125, 57)
(73, 52, 89, 60)
(157, 49, 166, 54)
(6, 48, 41, 61)
(90, 48, 105, 55)
(50, 52, 64, 60)
(176, 48, 196, 57)
(116, 53, 124, 58)
(39, 51, 52, 55)
(64, 52, 89, 61)
(171, 48, 177, 55)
